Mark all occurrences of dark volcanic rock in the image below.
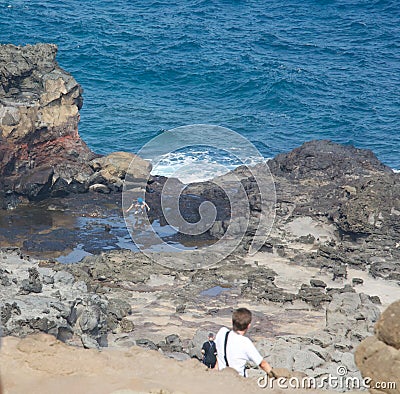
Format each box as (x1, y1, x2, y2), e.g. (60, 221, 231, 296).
(310, 279, 327, 288)
(352, 277, 364, 286)
(268, 141, 399, 235)
(136, 339, 158, 351)
(256, 282, 297, 303)
(19, 267, 42, 294)
(370, 261, 400, 281)
(297, 284, 332, 308)
(268, 139, 391, 182)
(158, 334, 183, 353)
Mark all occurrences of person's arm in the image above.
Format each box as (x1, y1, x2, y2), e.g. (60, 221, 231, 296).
(259, 359, 274, 375)
(125, 203, 135, 213)
(144, 202, 150, 211)
(201, 343, 206, 358)
(246, 340, 275, 376)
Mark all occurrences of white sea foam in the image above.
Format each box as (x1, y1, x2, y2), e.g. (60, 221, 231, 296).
(151, 150, 267, 183)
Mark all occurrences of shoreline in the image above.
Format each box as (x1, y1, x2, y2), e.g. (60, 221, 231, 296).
(1, 43, 400, 393)
(1, 137, 400, 391)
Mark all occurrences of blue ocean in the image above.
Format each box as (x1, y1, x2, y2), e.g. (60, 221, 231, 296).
(1, 0, 399, 173)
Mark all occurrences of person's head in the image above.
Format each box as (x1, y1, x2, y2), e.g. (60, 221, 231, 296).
(232, 307, 252, 332)
(208, 333, 214, 341)
(137, 197, 144, 204)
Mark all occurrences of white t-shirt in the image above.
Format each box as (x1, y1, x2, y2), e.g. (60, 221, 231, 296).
(215, 327, 263, 377)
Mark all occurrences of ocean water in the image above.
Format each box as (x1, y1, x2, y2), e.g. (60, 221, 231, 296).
(1, 0, 400, 175)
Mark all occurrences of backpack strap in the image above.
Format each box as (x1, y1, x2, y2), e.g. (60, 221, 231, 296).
(224, 330, 230, 367)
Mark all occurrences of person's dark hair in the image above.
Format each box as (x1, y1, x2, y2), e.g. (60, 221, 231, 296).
(232, 308, 252, 331)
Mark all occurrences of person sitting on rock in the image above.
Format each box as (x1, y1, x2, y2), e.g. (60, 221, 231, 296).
(201, 333, 217, 368)
(214, 307, 275, 378)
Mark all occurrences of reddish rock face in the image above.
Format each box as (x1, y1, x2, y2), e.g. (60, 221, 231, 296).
(0, 44, 96, 203)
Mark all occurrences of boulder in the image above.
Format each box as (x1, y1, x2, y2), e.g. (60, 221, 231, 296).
(375, 300, 400, 350)
(355, 338, 400, 394)
(326, 293, 380, 338)
(0, 250, 133, 348)
(355, 300, 400, 394)
(89, 183, 110, 194)
(292, 349, 324, 371)
(19, 267, 42, 294)
(90, 151, 151, 182)
(310, 279, 327, 288)
(297, 284, 332, 307)
(158, 334, 183, 353)
(135, 339, 158, 351)
(257, 293, 381, 384)
(187, 329, 210, 360)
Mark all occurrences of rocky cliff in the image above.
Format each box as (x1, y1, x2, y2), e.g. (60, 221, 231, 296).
(0, 44, 152, 207)
(0, 44, 97, 203)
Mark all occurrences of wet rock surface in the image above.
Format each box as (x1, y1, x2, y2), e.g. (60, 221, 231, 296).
(0, 192, 130, 261)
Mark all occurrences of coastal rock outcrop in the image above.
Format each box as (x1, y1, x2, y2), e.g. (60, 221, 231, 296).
(0, 44, 152, 205)
(0, 44, 96, 203)
(201, 140, 400, 281)
(355, 300, 400, 394)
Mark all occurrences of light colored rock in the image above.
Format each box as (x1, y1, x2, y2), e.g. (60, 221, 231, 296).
(89, 183, 111, 194)
(53, 271, 75, 285)
(355, 336, 400, 394)
(90, 151, 152, 181)
(375, 300, 400, 350)
(81, 333, 99, 349)
(326, 292, 380, 337)
(355, 300, 400, 394)
(187, 328, 210, 360)
(293, 350, 324, 371)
